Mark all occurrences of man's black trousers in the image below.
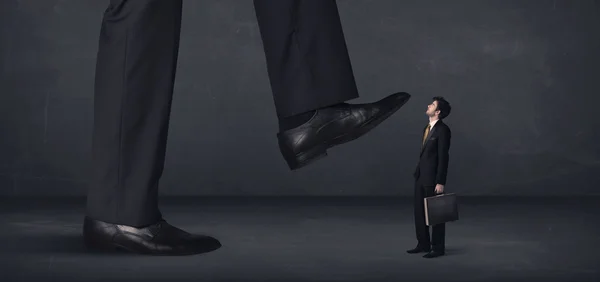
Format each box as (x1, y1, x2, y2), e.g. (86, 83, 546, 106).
(86, 0, 360, 227)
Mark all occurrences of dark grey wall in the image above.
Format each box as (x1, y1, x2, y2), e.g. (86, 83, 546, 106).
(1, 0, 599, 196)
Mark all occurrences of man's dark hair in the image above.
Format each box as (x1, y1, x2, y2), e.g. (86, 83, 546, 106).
(433, 96, 451, 119)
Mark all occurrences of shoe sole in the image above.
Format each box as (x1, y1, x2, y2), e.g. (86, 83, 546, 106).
(280, 92, 410, 170)
(407, 250, 430, 254)
(84, 236, 221, 256)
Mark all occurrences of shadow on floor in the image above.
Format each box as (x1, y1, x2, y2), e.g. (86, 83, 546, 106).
(0, 232, 137, 257)
(444, 246, 467, 256)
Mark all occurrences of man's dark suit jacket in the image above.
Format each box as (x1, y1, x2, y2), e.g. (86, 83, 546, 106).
(413, 119, 451, 186)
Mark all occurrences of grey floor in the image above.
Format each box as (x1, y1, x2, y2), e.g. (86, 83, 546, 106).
(0, 196, 598, 282)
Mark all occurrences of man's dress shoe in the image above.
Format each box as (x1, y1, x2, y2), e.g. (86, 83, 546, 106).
(423, 250, 445, 258)
(406, 245, 431, 254)
(83, 216, 221, 256)
(277, 92, 411, 170)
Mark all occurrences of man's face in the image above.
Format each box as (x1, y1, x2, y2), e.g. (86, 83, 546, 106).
(426, 100, 439, 117)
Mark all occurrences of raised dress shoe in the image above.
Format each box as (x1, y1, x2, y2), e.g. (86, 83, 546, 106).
(277, 92, 411, 170)
(83, 216, 221, 256)
(406, 245, 431, 254)
(423, 249, 445, 258)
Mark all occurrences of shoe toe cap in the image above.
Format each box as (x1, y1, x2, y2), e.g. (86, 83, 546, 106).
(187, 234, 222, 252)
(387, 91, 411, 105)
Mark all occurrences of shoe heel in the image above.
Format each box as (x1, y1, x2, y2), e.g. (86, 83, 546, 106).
(83, 233, 123, 253)
(278, 140, 328, 170)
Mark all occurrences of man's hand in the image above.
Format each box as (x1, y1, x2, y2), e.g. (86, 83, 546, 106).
(435, 184, 444, 194)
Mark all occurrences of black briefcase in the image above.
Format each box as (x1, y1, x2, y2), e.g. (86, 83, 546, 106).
(424, 193, 459, 226)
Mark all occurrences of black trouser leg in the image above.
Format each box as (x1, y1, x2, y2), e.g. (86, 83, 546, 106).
(414, 182, 431, 247)
(86, 0, 183, 227)
(87, 0, 360, 227)
(424, 186, 446, 251)
(253, 0, 359, 118)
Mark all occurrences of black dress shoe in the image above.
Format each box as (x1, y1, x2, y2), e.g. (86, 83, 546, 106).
(406, 245, 431, 254)
(277, 92, 411, 170)
(423, 250, 445, 258)
(83, 216, 221, 256)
